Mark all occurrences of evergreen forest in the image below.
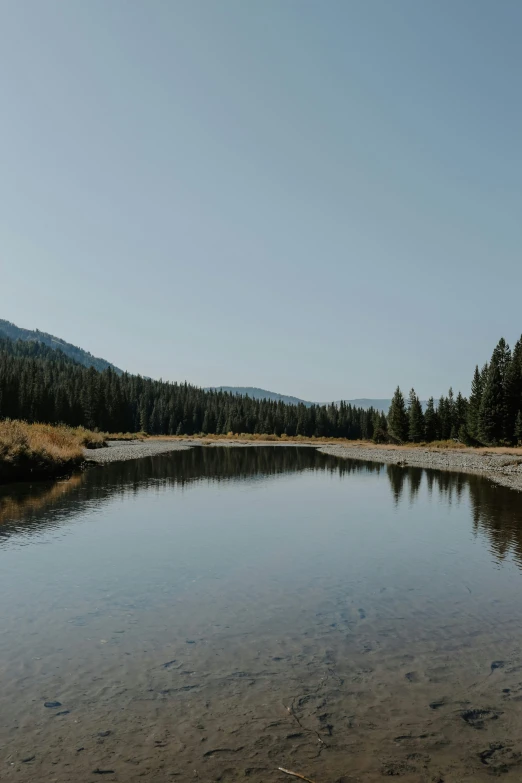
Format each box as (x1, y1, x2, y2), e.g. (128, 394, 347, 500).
(0, 334, 521, 446)
(0, 337, 379, 439)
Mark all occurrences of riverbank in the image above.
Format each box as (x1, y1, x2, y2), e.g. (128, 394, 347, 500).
(318, 443, 522, 492)
(84, 439, 190, 464)
(0, 421, 105, 482)
(0, 421, 149, 483)
(3, 422, 521, 492)
(84, 437, 522, 492)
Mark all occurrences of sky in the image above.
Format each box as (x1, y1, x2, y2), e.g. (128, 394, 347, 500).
(1, 1, 521, 401)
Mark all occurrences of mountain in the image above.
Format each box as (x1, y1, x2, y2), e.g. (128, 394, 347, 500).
(206, 386, 312, 406)
(208, 386, 388, 409)
(207, 388, 436, 413)
(0, 319, 122, 375)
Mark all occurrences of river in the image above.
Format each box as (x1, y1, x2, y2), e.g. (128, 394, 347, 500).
(1, 446, 522, 781)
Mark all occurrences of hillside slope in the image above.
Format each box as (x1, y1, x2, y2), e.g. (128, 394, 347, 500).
(0, 319, 122, 374)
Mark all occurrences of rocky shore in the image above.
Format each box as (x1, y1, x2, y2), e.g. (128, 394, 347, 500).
(318, 444, 522, 492)
(84, 439, 190, 464)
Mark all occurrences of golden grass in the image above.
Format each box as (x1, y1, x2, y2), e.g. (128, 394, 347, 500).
(0, 421, 149, 482)
(103, 431, 148, 442)
(0, 420, 87, 481)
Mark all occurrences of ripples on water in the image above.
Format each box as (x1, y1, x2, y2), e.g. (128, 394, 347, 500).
(1, 446, 522, 782)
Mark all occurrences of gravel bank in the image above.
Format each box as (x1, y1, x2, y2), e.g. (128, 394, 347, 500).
(318, 444, 522, 492)
(84, 439, 191, 464)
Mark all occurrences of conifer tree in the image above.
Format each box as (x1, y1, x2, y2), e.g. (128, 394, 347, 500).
(424, 397, 437, 441)
(454, 392, 468, 435)
(467, 365, 483, 439)
(504, 336, 522, 442)
(515, 411, 522, 445)
(479, 339, 510, 444)
(407, 388, 424, 442)
(388, 387, 408, 442)
(447, 387, 456, 438)
(438, 395, 451, 440)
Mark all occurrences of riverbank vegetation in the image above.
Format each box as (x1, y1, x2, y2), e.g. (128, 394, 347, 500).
(0, 420, 92, 481)
(0, 420, 146, 482)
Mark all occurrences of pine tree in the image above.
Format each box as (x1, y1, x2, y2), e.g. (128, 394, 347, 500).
(467, 365, 483, 440)
(504, 336, 522, 442)
(447, 387, 456, 438)
(438, 395, 451, 440)
(479, 340, 510, 444)
(388, 387, 408, 442)
(515, 411, 522, 445)
(424, 397, 437, 441)
(479, 353, 505, 444)
(407, 388, 424, 442)
(372, 411, 388, 443)
(454, 392, 468, 435)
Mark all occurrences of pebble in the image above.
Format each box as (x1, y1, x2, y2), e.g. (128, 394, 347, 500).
(44, 701, 62, 709)
(84, 440, 190, 464)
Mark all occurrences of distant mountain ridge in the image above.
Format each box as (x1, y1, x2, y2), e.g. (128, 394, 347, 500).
(208, 386, 393, 411)
(208, 388, 436, 413)
(0, 319, 122, 375)
(207, 386, 311, 406)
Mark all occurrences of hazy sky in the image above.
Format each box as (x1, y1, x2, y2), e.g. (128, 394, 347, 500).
(1, 1, 521, 401)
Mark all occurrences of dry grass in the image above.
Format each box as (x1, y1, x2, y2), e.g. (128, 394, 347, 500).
(149, 433, 373, 445)
(0, 420, 87, 481)
(0, 421, 149, 482)
(103, 431, 147, 442)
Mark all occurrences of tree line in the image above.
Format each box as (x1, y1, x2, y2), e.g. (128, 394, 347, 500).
(1, 333, 521, 445)
(0, 337, 379, 439)
(386, 336, 522, 445)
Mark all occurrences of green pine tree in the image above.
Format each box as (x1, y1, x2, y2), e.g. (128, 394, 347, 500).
(424, 397, 437, 441)
(454, 392, 468, 436)
(407, 388, 424, 442)
(467, 365, 483, 439)
(479, 339, 511, 444)
(515, 411, 522, 445)
(504, 336, 522, 442)
(388, 387, 408, 442)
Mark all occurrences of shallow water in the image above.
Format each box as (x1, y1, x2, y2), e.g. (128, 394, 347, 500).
(1, 446, 522, 782)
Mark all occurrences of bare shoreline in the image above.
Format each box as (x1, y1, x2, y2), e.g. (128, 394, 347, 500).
(84, 438, 522, 492)
(83, 439, 191, 463)
(317, 443, 522, 492)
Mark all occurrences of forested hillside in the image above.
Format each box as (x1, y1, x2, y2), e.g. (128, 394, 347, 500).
(0, 319, 122, 374)
(0, 333, 520, 445)
(0, 337, 379, 439)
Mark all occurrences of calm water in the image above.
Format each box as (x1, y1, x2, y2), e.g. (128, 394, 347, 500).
(1, 447, 522, 782)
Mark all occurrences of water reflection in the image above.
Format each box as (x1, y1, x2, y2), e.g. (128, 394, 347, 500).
(1, 446, 522, 570)
(387, 462, 522, 567)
